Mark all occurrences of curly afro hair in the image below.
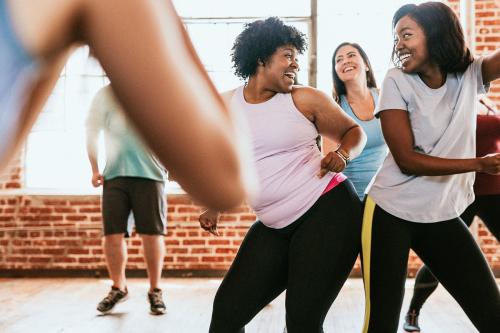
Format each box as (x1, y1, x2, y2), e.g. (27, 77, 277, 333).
(231, 17, 307, 79)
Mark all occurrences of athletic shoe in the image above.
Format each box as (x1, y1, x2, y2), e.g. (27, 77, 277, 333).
(97, 286, 128, 313)
(403, 309, 421, 332)
(148, 288, 166, 315)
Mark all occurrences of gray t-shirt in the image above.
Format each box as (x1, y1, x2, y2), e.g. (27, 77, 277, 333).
(367, 58, 487, 223)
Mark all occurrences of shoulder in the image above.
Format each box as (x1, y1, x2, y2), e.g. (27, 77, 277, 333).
(384, 67, 405, 81)
(291, 86, 339, 121)
(464, 56, 483, 75)
(221, 88, 237, 99)
(221, 88, 239, 105)
(291, 85, 331, 106)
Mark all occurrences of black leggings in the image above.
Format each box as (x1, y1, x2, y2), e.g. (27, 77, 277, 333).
(361, 198, 500, 333)
(209, 181, 362, 333)
(408, 194, 500, 313)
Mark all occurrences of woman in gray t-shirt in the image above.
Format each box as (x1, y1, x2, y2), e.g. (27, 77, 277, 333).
(360, 3, 500, 333)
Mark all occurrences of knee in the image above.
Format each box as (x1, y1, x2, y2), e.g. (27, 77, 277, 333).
(104, 234, 124, 246)
(209, 290, 244, 333)
(285, 303, 324, 333)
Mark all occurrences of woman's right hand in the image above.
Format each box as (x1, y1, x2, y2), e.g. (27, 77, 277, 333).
(478, 153, 500, 175)
(199, 209, 221, 236)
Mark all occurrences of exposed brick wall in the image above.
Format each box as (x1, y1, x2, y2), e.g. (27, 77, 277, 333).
(474, 0, 500, 107)
(0, 194, 261, 274)
(0, 192, 497, 276)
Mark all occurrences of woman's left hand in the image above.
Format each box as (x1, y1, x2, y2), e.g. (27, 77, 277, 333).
(318, 151, 346, 178)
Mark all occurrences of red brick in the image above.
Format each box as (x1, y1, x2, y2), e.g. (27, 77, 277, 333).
(67, 249, 90, 255)
(68, 200, 94, 206)
(66, 215, 87, 221)
(29, 257, 51, 263)
(201, 256, 224, 263)
(79, 207, 101, 213)
(191, 248, 213, 254)
(476, 11, 495, 18)
(54, 207, 76, 213)
(43, 249, 65, 255)
(54, 257, 77, 263)
(177, 256, 199, 262)
(6, 256, 28, 263)
(208, 239, 230, 245)
(216, 248, 238, 254)
(178, 207, 201, 213)
(167, 195, 193, 205)
(44, 200, 68, 206)
(183, 239, 205, 246)
(169, 248, 188, 254)
(78, 257, 101, 263)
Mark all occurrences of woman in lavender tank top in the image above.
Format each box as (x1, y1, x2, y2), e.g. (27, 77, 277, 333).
(199, 17, 367, 333)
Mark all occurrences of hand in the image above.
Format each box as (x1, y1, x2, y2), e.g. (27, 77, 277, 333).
(91, 172, 104, 187)
(478, 153, 500, 175)
(318, 151, 346, 178)
(199, 209, 221, 236)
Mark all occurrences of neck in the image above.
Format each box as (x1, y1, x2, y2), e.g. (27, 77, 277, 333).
(345, 80, 371, 101)
(244, 77, 278, 104)
(418, 64, 445, 89)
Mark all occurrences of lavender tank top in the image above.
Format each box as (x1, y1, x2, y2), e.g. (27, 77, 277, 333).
(231, 86, 344, 229)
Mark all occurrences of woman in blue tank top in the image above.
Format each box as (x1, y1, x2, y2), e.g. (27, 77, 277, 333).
(332, 43, 388, 200)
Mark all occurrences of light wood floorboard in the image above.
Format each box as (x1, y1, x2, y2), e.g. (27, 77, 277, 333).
(0, 277, 494, 332)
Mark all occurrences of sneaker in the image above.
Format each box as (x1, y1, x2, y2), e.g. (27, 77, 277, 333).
(403, 309, 421, 332)
(148, 288, 166, 315)
(97, 286, 128, 313)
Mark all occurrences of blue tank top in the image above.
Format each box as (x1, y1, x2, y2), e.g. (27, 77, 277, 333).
(339, 88, 387, 199)
(0, 0, 39, 161)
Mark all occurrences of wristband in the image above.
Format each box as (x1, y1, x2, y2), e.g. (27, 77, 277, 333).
(334, 147, 350, 165)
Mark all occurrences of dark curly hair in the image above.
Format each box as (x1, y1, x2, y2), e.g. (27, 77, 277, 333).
(391, 2, 473, 73)
(231, 17, 307, 79)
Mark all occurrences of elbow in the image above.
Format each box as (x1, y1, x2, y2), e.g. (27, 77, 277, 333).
(395, 158, 423, 176)
(397, 162, 414, 175)
(346, 126, 367, 159)
(199, 184, 245, 212)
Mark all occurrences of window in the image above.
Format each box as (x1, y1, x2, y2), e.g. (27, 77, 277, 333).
(24, 0, 426, 191)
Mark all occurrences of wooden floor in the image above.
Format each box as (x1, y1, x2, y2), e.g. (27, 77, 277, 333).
(0, 277, 494, 333)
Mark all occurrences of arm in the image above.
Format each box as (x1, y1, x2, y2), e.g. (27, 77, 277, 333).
(85, 91, 104, 187)
(482, 49, 500, 85)
(198, 209, 221, 236)
(292, 87, 367, 177)
(379, 110, 500, 175)
(80, 0, 247, 210)
(5, 0, 247, 210)
(86, 129, 103, 187)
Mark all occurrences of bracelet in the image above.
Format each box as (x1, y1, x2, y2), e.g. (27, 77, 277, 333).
(334, 147, 350, 165)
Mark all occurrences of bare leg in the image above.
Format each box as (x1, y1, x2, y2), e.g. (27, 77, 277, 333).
(140, 234, 165, 291)
(104, 234, 127, 290)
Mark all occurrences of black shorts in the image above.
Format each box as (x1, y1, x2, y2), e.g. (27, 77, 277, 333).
(102, 177, 166, 236)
